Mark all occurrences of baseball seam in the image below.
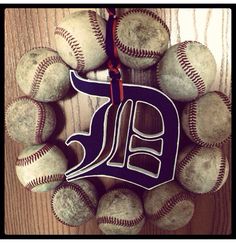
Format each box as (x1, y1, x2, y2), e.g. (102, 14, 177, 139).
(51, 182, 96, 227)
(16, 144, 54, 166)
(175, 146, 201, 180)
(97, 213, 145, 228)
(215, 91, 232, 112)
(97, 187, 144, 228)
(51, 207, 78, 227)
(54, 27, 85, 72)
(146, 192, 194, 221)
(114, 9, 169, 58)
(176, 145, 228, 194)
(51, 184, 74, 227)
(188, 101, 206, 146)
(30, 46, 57, 52)
(34, 100, 46, 144)
(188, 95, 231, 147)
(25, 174, 65, 191)
(177, 41, 206, 97)
(88, 10, 106, 53)
(30, 55, 67, 99)
(69, 182, 96, 215)
(5, 97, 46, 144)
(209, 151, 227, 193)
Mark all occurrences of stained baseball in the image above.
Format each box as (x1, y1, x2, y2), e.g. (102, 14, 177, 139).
(181, 91, 231, 147)
(5, 96, 56, 145)
(16, 143, 67, 192)
(51, 180, 98, 227)
(115, 9, 170, 70)
(96, 188, 145, 235)
(55, 10, 108, 73)
(16, 47, 70, 102)
(157, 41, 217, 101)
(176, 144, 229, 194)
(143, 181, 195, 231)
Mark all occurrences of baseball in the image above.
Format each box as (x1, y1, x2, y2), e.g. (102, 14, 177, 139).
(5, 96, 56, 145)
(143, 181, 195, 231)
(16, 47, 71, 102)
(16, 143, 68, 192)
(181, 91, 231, 147)
(51, 180, 98, 227)
(114, 9, 170, 70)
(54, 10, 108, 73)
(157, 41, 217, 101)
(96, 187, 145, 235)
(176, 144, 229, 194)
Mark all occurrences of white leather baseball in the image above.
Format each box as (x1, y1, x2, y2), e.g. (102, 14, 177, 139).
(115, 9, 170, 70)
(157, 41, 217, 101)
(96, 187, 145, 235)
(5, 96, 56, 145)
(181, 91, 231, 147)
(54, 10, 108, 73)
(16, 47, 70, 102)
(176, 145, 229, 194)
(51, 179, 98, 227)
(143, 181, 195, 231)
(16, 143, 67, 192)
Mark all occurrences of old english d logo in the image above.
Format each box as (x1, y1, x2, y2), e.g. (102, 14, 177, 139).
(65, 70, 180, 190)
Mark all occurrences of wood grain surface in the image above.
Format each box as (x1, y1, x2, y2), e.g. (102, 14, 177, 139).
(4, 8, 231, 236)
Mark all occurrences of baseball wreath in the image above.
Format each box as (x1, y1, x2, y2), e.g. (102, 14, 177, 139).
(5, 8, 231, 235)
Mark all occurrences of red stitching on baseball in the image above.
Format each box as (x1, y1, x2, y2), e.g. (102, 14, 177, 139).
(114, 9, 169, 58)
(16, 144, 54, 166)
(51, 196, 79, 227)
(88, 10, 106, 52)
(215, 91, 232, 112)
(209, 151, 227, 193)
(97, 187, 144, 228)
(30, 46, 57, 52)
(25, 174, 64, 191)
(33, 101, 46, 144)
(69, 182, 96, 215)
(51, 184, 75, 227)
(175, 146, 201, 179)
(51, 182, 96, 227)
(54, 27, 85, 72)
(188, 100, 205, 146)
(188, 98, 231, 147)
(6, 97, 47, 144)
(146, 192, 194, 221)
(97, 213, 145, 228)
(30, 56, 67, 98)
(177, 41, 206, 96)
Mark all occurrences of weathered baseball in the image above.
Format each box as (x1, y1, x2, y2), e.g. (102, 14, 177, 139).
(157, 41, 217, 101)
(176, 144, 229, 194)
(96, 188, 145, 235)
(181, 91, 231, 147)
(115, 9, 170, 70)
(51, 180, 98, 227)
(54, 10, 108, 73)
(5, 96, 56, 145)
(16, 47, 71, 102)
(143, 181, 195, 231)
(16, 143, 67, 192)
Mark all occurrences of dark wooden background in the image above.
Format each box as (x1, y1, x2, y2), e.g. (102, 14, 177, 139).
(4, 8, 231, 235)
